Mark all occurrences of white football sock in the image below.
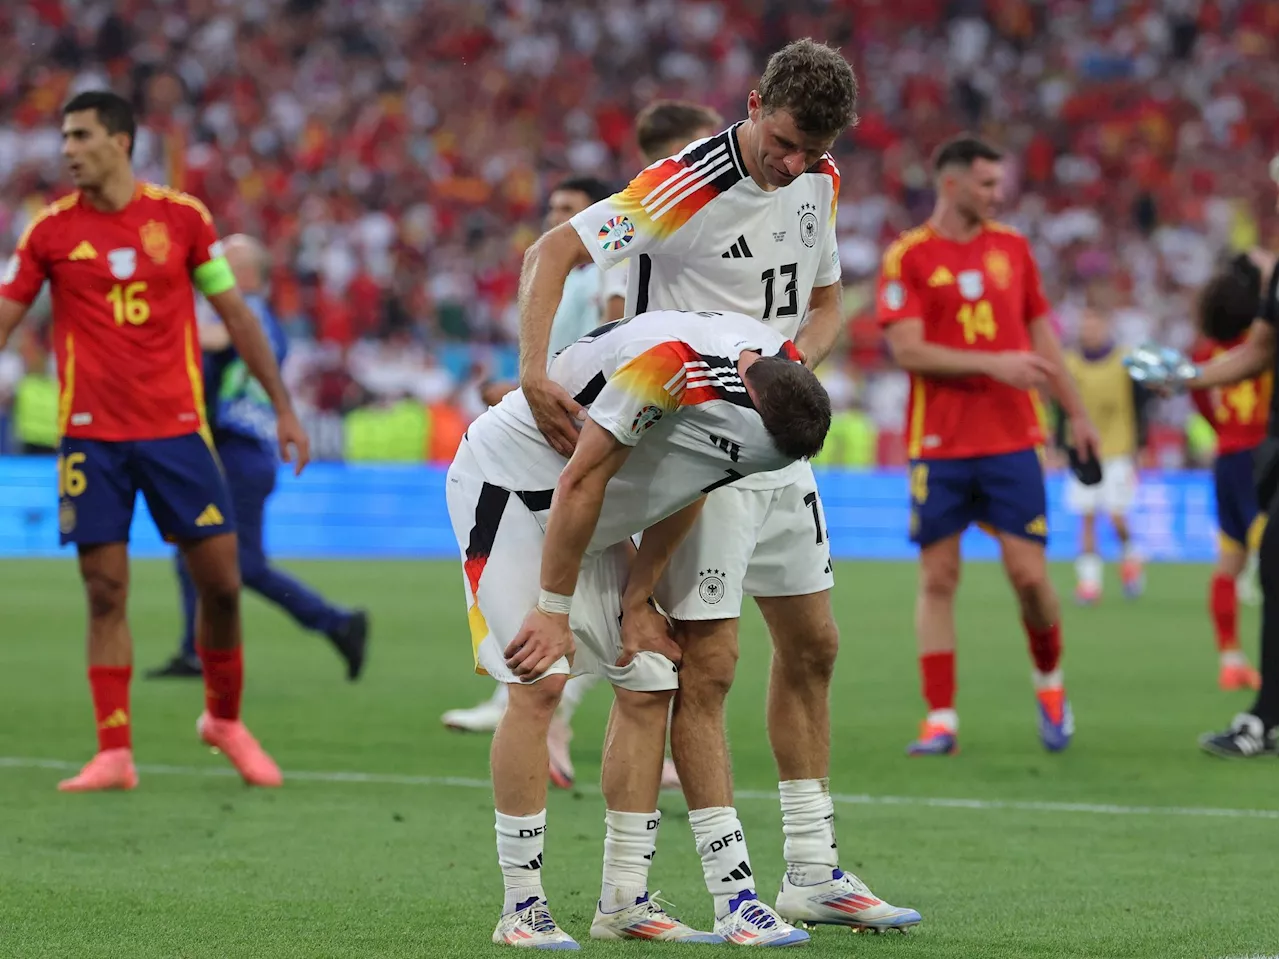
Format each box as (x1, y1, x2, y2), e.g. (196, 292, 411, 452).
(688, 806, 756, 919)
(1076, 553, 1103, 590)
(1033, 668, 1064, 691)
(495, 810, 546, 914)
(600, 810, 659, 912)
(779, 779, 839, 886)
(555, 673, 602, 723)
(927, 708, 959, 731)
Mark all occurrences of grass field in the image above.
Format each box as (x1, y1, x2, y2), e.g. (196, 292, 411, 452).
(0, 557, 1275, 959)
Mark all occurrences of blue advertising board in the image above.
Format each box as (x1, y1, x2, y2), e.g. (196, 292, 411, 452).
(0, 457, 1224, 562)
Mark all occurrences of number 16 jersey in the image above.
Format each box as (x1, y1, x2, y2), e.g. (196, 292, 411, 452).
(0, 184, 229, 441)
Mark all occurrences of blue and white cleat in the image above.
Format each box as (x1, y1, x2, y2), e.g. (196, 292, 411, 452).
(714, 893, 810, 946)
(776, 869, 922, 933)
(907, 721, 957, 756)
(591, 891, 723, 942)
(1036, 688, 1075, 752)
(493, 897, 580, 950)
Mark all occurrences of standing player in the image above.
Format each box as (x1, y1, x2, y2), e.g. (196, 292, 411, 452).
(0, 91, 308, 791)
(1061, 307, 1147, 603)
(146, 234, 369, 681)
(1189, 254, 1271, 691)
(517, 40, 921, 937)
(454, 309, 831, 948)
(876, 135, 1099, 757)
(440, 176, 614, 736)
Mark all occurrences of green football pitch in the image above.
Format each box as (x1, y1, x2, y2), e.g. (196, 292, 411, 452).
(0, 558, 1274, 959)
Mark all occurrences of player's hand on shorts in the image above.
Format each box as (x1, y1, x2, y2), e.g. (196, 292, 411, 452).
(987, 351, 1053, 391)
(506, 608, 575, 679)
(617, 602, 682, 669)
(523, 376, 586, 458)
(276, 408, 311, 476)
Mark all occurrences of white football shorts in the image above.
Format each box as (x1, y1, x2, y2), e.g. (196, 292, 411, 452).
(445, 441, 678, 692)
(1064, 454, 1137, 517)
(653, 462, 835, 621)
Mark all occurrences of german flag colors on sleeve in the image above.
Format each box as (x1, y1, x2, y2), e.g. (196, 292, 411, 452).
(588, 340, 703, 446)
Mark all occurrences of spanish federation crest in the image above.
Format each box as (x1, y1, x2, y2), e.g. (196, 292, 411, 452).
(983, 249, 1012, 290)
(957, 269, 984, 301)
(798, 202, 818, 248)
(140, 220, 171, 264)
(107, 248, 136, 280)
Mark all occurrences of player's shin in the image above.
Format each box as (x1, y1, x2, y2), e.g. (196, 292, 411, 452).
(779, 778, 838, 885)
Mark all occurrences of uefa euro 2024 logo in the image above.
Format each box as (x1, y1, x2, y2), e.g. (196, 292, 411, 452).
(598, 215, 635, 252)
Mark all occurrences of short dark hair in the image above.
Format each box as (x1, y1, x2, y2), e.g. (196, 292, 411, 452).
(757, 39, 858, 141)
(1198, 253, 1263, 343)
(553, 176, 611, 205)
(62, 90, 137, 158)
(744, 356, 832, 460)
(933, 134, 1004, 174)
(635, 101, 723, 162)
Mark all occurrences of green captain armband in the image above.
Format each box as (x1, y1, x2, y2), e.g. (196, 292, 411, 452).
(193, 256, 236, 296)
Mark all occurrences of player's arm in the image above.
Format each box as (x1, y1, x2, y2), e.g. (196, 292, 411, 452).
(882, 319, 1051, 386)
(1188, 319, 1277, 390)
(518, 223, 595, 386)
(0, 298, 29, 351)
(0, 226, 51, 350)
(793, 282, 843, 369)
(622, 498, 706, 613)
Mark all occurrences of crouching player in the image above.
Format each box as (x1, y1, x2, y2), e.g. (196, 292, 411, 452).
(446, 309, 831, 948)
(1190, 253, 1272, 690)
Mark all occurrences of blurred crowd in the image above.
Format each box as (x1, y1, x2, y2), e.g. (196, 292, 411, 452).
(0, 0, 1276, 461)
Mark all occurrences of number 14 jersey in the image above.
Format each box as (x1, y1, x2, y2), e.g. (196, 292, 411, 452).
(0, 184, 226, 441)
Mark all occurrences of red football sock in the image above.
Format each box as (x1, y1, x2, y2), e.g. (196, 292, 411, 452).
(198, 645, 243, 721)
(1024, 620, 1062, 675)
(1210, 574, 1238, 652)
(89, 665, 132, 752)
(920, 651, 956, 711)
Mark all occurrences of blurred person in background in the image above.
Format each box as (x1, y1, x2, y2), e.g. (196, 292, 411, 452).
(1061, 306, 1149, 604)
(1188, 251, 1274, 693)
(11, 326, 58, 456)
(148, 234, 369, 682)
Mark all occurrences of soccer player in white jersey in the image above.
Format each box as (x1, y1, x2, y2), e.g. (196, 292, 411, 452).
(440, 175, 613, 735)
(516, 39, 923, 937)
(451, 309, 831, 947)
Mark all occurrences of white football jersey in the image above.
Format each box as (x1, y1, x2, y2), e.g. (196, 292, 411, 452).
(569, 122, 841, 343)
(465, 309, 802, 552)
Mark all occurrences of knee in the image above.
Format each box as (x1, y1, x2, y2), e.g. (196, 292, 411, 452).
(613, 685, 675, 718)
(197, 576, 241, 619)
(1006, 560, 1049, 602)
(920, 556, 961, 600)
(674, 623, 738, 704)
(508, 675, 566, 721)
(83, 569, 127, 620)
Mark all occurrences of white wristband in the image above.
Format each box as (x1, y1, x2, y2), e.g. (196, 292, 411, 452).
(537, 589, 573, 616)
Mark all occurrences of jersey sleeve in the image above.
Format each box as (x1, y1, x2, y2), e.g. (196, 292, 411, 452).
(1020, 237, 1050, 324)
(587, 340, 693, 446)
(0, 219, 50, 306)
(179, 196, 236, 296)
(812, 157, 842, 288)
(875, 241, 926, 327)
(570, 158, 707, 270)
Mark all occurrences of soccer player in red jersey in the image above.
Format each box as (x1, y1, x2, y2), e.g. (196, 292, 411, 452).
(0, 91, 309, 791)
(1189, 252, 1273, 691)
(876, 135, 1100, 755)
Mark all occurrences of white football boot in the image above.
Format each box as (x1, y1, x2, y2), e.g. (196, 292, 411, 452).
(492, 898, 580, 950)
(591, 892, 723, 942)
(713, 895, 810, 946)
(442, 684, 507, 732)
(775, 868, 921, 933)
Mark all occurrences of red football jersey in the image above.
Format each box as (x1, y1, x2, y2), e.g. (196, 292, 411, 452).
(0, 184, 224, 441)
(876, 223, 1050, 459)
(1190, 337, 1272, 454)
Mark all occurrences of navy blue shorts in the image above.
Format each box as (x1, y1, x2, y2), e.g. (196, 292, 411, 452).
(1214, 446, 1262, 551)
(57, 434, 235, 547)
(909, 448, 1048, 548)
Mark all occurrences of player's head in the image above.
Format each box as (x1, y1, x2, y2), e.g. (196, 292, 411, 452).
(546, 176, 611, 230)
(1077, 307, 1111, 352)
(222, 234, 270, 295)
(933, 135, 1005, 225)
(635, 101, 723, 164)
(1198, 252, 1263, 343)
(61, 90, 136, 188)
(747, 39, 858, 187)
(741, 354, 832, 460)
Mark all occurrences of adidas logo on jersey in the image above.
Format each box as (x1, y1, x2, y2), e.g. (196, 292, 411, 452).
(721, 235, 754, 259)
(195, 504, 225, 527)
(68, 241, 98, 261)
(927, 266, 955, 287)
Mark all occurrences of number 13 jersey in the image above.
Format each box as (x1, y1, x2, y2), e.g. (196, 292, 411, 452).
(0, 184, 229, 441)
(569, 122, 841, 342)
